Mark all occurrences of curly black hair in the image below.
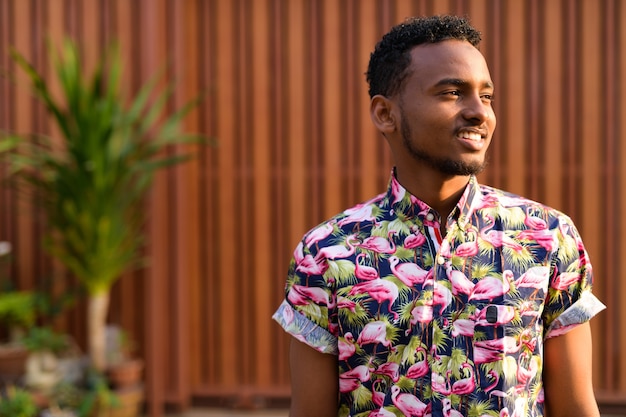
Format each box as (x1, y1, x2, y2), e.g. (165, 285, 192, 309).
(366, 15, 482, 98)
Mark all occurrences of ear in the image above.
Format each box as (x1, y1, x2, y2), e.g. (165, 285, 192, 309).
(370, 95, 398, 135)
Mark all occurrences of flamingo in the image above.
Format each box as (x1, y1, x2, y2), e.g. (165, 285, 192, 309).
(369, 408, 395, 417)
(391, 385, 430, 417)
(389, 256, 430, 287)
(469, 271, 513, 302)
(356, 321, 392, 348)
(349, 279, 399, 320)
(514, 266, 549, 290)
(472, 344, 503, 364)
(305, 220, 335, 247)
(451, 363, 476, 395)
(391, 178, 406, 204)
(295, 253, 329, 276)
(553, 271, 580, 291)
(524, 207, 547, 230)
(338, 203, 377, 227)
(404, 227, 426, 249)
(374, 361, 400, 382)
(406, 305, 433, 335)
(316, 234, 359, 260)
(451, 318, 475, 337)
(433, 282, 453, 314)
(474, 335, 523, 354)
(359, 231, 397, 254)
(338, 332, 356, 360)
(293, 241, 304, 264)
(445, 262, 475, 296)
(337, 296, 358, 313)
(480, 215, 526, 252)
(355, 253, 380, 281)
(406, 347, 429, 379)
(287, 284, 329, 306)
(455, 230, 479, 257)
(517, 228, 557, 252)
(371, 379, 386, 408)
(516, 352, 539, 386)
(340, 364, 371, 381)
(442, 398, 464, 417)
(432, 370, 451, 395)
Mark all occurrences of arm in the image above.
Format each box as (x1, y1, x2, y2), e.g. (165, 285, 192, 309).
(543, 322, 600, 417)
(289, 337, 339, 417)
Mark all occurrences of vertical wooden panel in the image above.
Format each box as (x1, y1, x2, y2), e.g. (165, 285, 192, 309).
(1, 0, 625, 414)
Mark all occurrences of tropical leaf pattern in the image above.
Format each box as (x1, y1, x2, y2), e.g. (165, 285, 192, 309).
(273, 172, 605, 417)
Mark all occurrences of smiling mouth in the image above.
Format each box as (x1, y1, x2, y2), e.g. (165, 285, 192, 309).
(457, 131, 483, 142)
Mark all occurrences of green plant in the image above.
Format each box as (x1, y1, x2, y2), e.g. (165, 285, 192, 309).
(22, 326, 69, 354)
(0, 386, 38, 417)
(77, 369, 119, 417)
(0, 291, 36, 341)
(1, 38, 204, 371)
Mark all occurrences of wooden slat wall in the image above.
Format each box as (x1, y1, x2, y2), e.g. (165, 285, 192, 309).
(0, 0, 625, 415)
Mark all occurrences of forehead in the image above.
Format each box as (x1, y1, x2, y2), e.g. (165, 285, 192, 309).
(405, 40, 493, 89)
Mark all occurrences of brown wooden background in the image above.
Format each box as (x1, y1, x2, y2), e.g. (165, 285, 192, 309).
(1, 0, 625, 415)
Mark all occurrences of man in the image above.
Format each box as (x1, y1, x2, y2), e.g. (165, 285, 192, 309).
(273, 15, 605, 417)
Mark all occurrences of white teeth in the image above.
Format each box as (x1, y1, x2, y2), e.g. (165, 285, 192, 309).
(459, 132, 482, 141)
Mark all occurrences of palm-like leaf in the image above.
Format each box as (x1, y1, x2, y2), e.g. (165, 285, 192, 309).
(1, 39, 205, 370)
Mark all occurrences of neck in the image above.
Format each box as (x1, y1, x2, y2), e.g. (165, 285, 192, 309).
(395, 166, 470, 221)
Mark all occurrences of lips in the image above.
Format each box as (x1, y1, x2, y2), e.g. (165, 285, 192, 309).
(456, 128, 488, 150)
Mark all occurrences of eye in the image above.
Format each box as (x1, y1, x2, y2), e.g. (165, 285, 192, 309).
(442, 90, 461, 97)
(481, 93, 494, 102)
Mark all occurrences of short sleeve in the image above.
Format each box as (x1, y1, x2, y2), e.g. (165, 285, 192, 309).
(272, 240, 338, 354)
(543, 216, 606, 339)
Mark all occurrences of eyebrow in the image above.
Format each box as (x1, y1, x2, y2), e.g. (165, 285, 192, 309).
(434, 78, 495, 90)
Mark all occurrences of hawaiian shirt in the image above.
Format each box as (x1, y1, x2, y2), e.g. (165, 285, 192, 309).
(273, 171, 605, 417)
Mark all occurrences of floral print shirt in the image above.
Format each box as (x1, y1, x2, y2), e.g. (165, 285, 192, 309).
(273, 171, 605, 417)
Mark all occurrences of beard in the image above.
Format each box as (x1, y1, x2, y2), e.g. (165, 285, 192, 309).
(400, 113, 488, 177)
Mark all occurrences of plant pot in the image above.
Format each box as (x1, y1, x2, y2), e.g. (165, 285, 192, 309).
(0, 344, 29, 383)
(92, 385, 144, 417)
(106, 359, 143, 389)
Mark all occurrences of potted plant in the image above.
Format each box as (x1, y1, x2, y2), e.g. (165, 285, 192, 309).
(0, 38, 203, 379)
(0, 290, 37, 382)
(0, 386, 38, 417)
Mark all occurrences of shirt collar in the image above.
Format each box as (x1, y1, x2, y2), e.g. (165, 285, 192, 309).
(384, 169, 481, 228)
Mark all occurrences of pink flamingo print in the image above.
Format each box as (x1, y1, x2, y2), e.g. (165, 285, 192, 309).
(553, 271, 580, 291)
(349, 279, 399, 320)
(338, 332, 356, 360)
(355, 253, 380, 281)
(442, 398, 463, 417)
(369, 408, 395, 417)
(338, 203, 377, 227)
(389, 256, 430, 287)
(445, 262, 475, 296)
(356, 321, 392, 348)
(337, 296, 358, 313)
(451, 363, 476, 395)
(517, 228, 557, 252)
(406, 347, 429, 379)
(472, 344, 503, 364)
(480, 215, 526, 253)
(469, 271, 513, 302)
(391, 385, 430, 417)
(295, 253, 329, 276)
(515, 352, 538, 386)
(305, 220, 335, 247)
(455, 229, 479, 257)
(358, 231, 397, 254)
(374, 361, 400, 382)
(433, 282, 453, 314)
(474, 335, 523, 354)
(404, 227, 426, 249)
(287, 284, 329, 306)
(514, 266, 549, 290)
(316, 234, 359, 260)
(391, 178, 406, 204)
(451, 318, 475, 337)
(340, 364, 371, 381)
(371, 379, 386, 408)
(432, 370, 452, 395)
(406, 305, 433, 335)
(524, 207, 547, 230)
(293, 241, 304, 264)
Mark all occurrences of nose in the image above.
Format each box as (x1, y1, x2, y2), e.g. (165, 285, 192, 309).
(461, 93, 492, 124)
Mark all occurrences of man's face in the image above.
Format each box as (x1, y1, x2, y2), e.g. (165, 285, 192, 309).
(395, 40, 496, 177)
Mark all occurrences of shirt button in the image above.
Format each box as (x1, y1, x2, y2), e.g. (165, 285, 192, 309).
(437, 256, 445, 265)
(426, 213, 435, 221)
